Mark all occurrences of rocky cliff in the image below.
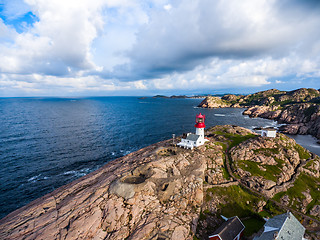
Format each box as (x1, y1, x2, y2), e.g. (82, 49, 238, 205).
(1, 125, 320, 240)
(198, 88, 320, 139)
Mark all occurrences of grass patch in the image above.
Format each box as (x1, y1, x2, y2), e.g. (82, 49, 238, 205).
(273, 174, 320, 216)
(205, 193, 212, 202)
(294, 144, 311, 159)
(205, 185, 287, 236)
(238, 160, 282, 182)
(229, 134, 257, 149)
(213, 130, 257, 149)
(222, 165, 231, 179)
(305, 158, 320, 174)
(242, 216, 265, 237)
(214, 141, 227, 151)
(263, 200, 285, 216)
(207, 185, 261, 218)
(253, 148, 280, 156)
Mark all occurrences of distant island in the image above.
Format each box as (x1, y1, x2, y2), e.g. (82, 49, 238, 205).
(138, 95, 210, 99)
(1, 125, 320, 239)
(198, 88, 320, 141)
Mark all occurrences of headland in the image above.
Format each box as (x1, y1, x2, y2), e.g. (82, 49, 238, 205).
(198, 88, 320, 140)
(1, 125, 320, 239)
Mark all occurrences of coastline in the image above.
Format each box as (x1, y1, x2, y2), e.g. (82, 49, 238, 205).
(0, 139, 174, 238)
(197, 89, 320, 144)
(1, 125, 320, 240)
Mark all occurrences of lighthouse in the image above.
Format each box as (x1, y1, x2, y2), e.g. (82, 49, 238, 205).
(195, 113, 205, 140)
(177, 113, 208, 149)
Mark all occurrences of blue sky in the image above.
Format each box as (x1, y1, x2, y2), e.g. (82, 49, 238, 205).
(0, 0, 319, 97)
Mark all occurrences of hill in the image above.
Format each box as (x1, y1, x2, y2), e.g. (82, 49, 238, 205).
(198, 88, 320, 139)
(1, 125, 320, 239)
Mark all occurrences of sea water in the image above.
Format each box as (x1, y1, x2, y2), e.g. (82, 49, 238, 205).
(0, 97, 319, 219)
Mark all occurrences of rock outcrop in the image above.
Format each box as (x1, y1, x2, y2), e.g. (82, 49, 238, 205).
(243, 103, 320, 139)
(198, 88, 320, 140)
(1, 125, 320, 240)
(197, 96, 232, 108)
(0, 140, 210, 240)
(230, 134, 308, 197)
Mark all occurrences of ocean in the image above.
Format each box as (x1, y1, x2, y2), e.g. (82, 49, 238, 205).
(0, 97, 319, 219)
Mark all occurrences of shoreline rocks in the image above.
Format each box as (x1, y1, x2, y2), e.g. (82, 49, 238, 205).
(0, 139, 209, 240)
(1, 125, 320, 240)
(198, 88, 320, 140)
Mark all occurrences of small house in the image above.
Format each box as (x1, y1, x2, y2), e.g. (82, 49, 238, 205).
(209, 216, 245, 240)
(261, 127, 277, 138)
(177, 133, 204, 150)
(177, 113, 207, 149)
(254, 212, 306, 240)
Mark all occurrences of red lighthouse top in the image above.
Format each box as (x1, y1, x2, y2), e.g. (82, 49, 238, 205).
(195, 113, 206, 128)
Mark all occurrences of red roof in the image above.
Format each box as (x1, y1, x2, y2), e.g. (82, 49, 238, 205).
(196, 113, 205, 118)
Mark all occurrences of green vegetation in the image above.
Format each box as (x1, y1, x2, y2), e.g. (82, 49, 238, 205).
(306, 88, 320, 96)
(304, 105, 317, 119)
(237, 158, 284, 182)
(213, 130, 256, 149)
(242, 216, 265, 237)
(206, 185, 283, 237)
(229, 134, 257, 149)
(207, 185, 262, 218)
(263, 200, 285, 216)
(199, 211, 207, 221)
(253, 148, 280, 156)
(273, 173, 320, 217)
(222, 163, 231, 179)
(294, 144, 311, 159)
(214, 141, 227, 151)
(277, 100, 295, 106)
(305, 158, 319, 173)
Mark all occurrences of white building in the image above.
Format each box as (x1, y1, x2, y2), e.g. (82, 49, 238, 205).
(177, 133, 205, 150)
(254, 212, 306, 240)
(261, 127, 277, 138)
(177, 113, 208, 149)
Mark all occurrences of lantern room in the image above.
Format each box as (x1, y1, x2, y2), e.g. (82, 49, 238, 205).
(195, 113, 206, 128)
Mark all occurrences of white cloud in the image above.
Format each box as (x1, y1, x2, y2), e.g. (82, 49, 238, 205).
(0, 0, 106, 75)
(0, 0, 320, 96)
(163, 4, 172, 11)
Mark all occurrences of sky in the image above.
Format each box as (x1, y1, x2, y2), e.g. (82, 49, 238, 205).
(0, 0, 319, 97)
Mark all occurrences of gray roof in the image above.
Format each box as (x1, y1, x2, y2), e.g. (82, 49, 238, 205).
(261, 127, 277, 131)
(186, 134, 201, 142)
(256, 212, 305, 240)
(210, 216, 245, 240)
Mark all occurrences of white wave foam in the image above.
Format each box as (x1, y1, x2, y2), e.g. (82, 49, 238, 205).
(214, 114, 225, 117)
(64, 170, 77, 175)
(27, 174, 49, 183)
(28, 174, 41, 182)
(63, 168, 91, 178)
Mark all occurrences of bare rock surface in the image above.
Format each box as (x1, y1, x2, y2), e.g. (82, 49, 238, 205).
(1, 125, 320, 240)
(0, 139, 212, 240)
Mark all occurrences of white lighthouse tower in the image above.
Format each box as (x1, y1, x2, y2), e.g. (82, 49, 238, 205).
(177, 113, 207, 149)
(195, 113, 205, 140)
